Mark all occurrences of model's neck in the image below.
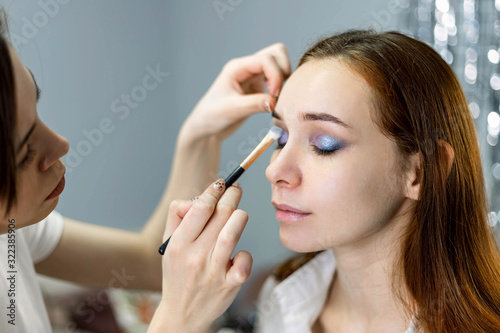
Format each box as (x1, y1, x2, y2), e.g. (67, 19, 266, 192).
(324, 209, 414, 331)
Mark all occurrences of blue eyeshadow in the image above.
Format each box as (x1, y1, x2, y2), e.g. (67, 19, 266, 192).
(314, 135, 343, 151)
(278, 131, 288, 145)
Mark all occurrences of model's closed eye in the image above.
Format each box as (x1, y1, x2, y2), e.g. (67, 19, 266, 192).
(274, 130, 344, 156)
(312, 134, 344, 156)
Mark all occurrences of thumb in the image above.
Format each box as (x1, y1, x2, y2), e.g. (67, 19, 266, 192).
(232, 93, 275, 117)
(226, 250, 253, 286)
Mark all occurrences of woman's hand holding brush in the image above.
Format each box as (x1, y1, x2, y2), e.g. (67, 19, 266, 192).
(148, 179, 252, 332)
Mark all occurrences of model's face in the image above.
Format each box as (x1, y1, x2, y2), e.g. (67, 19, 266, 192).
(0, 46, 69, 233)
(266, 59, 410, 252)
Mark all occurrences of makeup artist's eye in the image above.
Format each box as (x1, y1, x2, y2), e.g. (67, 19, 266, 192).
(275, 130, 288, 149)
(18, 144, 36, 170)
(312, 135, 344, 156)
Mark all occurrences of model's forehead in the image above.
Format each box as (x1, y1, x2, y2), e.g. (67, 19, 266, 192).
(275, 59, 374, 135)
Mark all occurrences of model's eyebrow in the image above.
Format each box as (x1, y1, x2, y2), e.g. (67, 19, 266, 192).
(17, 122, 36, 154)
(272, 110, 352, 130)
(26, 68, 41, 102)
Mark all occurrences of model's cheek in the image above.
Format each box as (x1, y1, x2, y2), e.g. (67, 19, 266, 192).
(310, 172, 353, 215)
(315, 165, 372, 215)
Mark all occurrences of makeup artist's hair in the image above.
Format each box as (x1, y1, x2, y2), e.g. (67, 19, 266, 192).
(0, 8, 17, 213)
(272, 30, 500, 332)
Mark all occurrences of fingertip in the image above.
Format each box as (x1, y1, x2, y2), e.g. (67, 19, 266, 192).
(241, 250, 253, 269)
(213, 179, 226, 192)
(229, 266, 250, 285)
(274, 88, 281, 100)
(267, 83, 278, 98)
(196, 179, 226, 207)
(268, 76, 285, 97)
(263, 95, 276, 113)
(231, 182, 242, 189)
(238, 269, 251, 283)
(264, 100, 272, 113)
(234, 251, 253, 283)
(236, 209, 249, 222)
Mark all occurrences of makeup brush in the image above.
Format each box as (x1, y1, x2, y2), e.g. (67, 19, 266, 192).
(158, 125, 283, 255)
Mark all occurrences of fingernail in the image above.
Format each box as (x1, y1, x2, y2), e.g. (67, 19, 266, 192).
(232, 182, 241, 189)
(264, 101, 272, 113)
(214, 179, 225, 191)
(189, 196, 199, 202)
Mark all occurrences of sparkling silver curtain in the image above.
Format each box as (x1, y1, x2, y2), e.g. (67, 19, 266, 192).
(396, 0, 499, 240)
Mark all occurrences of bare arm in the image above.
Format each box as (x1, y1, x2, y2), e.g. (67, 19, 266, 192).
(35, 131, 220, 289)
(36, 43, 291, 291)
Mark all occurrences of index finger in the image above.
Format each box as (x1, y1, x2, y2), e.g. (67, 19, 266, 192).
(229, 55, 285, 99)
(254, 43, 291, 75)
(254, 43, 292, 85)
(173, 179, 226, 243)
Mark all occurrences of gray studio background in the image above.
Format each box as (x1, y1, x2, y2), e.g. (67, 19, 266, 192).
(3, 0, 402, 303)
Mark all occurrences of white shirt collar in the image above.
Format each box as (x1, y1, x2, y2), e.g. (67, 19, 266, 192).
(256, 249, 417, 333)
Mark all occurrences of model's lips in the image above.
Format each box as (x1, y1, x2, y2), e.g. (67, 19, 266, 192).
(272, 202, 311, 223)
(272, 202, 310, 214)
(45, 175, 65, 201)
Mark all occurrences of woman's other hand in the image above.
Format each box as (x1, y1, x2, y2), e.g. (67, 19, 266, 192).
(180, 43, 291, 143)
(148, 180, 252, 332)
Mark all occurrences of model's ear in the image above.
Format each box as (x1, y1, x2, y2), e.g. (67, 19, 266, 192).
(405, 140, 454, 201)
(405, 150, 422, 201)
(438, 140, 455, 179)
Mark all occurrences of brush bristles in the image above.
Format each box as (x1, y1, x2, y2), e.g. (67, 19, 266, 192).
(268, 126, 283, 140)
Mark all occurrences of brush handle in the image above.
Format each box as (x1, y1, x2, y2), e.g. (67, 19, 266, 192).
(224, 166, 245, 188)
(158, 237, 170, 255)
(158, 166, 246, 255)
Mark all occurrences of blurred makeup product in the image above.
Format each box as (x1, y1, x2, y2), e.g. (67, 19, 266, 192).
(158, 125, 284, 255)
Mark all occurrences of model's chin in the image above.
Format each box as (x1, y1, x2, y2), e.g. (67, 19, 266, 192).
(279, 227, 321, 253)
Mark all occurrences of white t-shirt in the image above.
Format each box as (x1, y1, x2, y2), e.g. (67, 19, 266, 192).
(0, 211, 64, 333)
(254, 249, 417, 333)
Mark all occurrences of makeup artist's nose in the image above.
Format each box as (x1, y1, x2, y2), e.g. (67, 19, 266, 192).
(39, 124, 70, 171)
(265, 148, 302, 188)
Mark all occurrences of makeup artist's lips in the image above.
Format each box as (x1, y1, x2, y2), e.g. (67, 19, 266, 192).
(45, 175, 65, 201)
(272, 202, 311, 223)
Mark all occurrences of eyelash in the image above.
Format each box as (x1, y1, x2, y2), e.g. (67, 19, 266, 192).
(19, 144, 36, 170)
(275, 138, 338, 156)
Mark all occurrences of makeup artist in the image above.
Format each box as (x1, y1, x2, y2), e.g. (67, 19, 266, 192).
(0, 8, 291, 332)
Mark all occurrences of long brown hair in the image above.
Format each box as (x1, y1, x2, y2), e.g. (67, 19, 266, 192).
(273, 30, 500, 332)
(0, 8, 17, 213)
